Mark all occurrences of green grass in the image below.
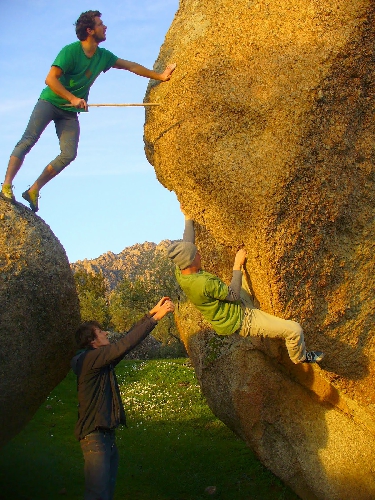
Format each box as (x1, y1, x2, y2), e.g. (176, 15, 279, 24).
(0, 359, 299, 500)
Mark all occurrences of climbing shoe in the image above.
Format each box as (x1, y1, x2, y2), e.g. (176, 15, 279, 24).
(303, 351, 325, 363)
(1, 184, 15, 201)
(22, 189, 39, 212)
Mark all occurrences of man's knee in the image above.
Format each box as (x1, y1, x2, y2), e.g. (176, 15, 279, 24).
(63, 149, 78, 164)
(12, 136, 38, 158)
(285, 321, 303, 340)
(51, 150, 78, 173)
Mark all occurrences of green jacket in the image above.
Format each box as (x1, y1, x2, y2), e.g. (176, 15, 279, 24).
(176, 267, 243, 335)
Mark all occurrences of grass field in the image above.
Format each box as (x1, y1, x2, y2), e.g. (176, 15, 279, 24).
(0, 359, 299, 500)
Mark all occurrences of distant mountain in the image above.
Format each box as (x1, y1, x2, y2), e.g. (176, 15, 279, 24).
(71, 240, 172, 291)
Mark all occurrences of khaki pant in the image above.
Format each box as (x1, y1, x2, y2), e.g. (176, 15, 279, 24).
(239, 278, 306, 364)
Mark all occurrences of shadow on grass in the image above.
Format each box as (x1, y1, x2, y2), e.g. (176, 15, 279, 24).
(0, 360, 299, 500)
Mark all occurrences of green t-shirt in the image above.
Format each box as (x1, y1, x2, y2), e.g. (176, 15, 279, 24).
(39, 41, 118, 112)
(175, 268, 243, 336)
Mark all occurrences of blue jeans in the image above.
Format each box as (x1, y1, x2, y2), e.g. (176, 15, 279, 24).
(80, 430, 119, 500)
(12, 99, 80, 173)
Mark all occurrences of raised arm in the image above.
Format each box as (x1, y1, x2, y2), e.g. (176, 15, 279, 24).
(149, 297, 175, 320)
(113, 59, 176, 81)
(180, 203, 245, 301)
(180, 204, 195, 243)
(87, 299, 175, 369)
(226, 249, 246, 301)
(183, 217, 195, 243)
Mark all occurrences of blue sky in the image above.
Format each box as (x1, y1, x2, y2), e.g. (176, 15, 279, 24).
(0, 0, 183, 263)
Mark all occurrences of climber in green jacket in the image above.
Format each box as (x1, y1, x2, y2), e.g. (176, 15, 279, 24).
(167, 212, 325, 364)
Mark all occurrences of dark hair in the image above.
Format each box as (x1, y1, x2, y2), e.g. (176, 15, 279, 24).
(75, 320, 102, 348)
(75, 10, 101, 41)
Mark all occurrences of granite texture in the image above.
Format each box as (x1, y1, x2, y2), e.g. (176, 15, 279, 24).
(0, 197, 80, 447)
(144, 1, 375, 498)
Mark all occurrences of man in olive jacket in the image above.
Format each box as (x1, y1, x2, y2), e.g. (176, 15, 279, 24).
(71, 296, 174, 500)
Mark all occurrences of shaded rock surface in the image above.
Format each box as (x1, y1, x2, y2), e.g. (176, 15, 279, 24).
(144, 1, 375, 498)
(0, 198, 80, 447)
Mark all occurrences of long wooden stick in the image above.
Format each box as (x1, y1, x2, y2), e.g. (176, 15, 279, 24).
(89, 103, 161, 107)
(62, 103, 160, 107)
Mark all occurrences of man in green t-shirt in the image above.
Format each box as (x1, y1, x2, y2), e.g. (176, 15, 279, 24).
(1, 10, 176, 212)
(167, 213, 325, 365)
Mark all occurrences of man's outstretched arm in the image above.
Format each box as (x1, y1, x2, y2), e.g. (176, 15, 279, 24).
(183, 216, 195, 243)
(227, 249, 246, 301)
(88, 298, 175, 369)
(180, 205, 195, 242)
(113, 59, 176, 81)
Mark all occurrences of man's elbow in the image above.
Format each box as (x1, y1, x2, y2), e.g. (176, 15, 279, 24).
(45, 75, 54, 87)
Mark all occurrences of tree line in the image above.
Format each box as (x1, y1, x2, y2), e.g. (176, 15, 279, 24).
(73, 253, 184, 350)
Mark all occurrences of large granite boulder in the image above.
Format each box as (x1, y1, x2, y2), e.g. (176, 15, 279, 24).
(144, 1, 375, 499)
(0, 197, 80, 447)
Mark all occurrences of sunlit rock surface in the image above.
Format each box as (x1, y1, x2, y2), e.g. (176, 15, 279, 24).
(0, 197, 80, 447)
(144, 1, 375, 498)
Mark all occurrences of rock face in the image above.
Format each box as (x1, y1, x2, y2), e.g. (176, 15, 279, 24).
(0, 198, 80, 447)
(144, 1, 375, 499)
(71, 240, 172, 291)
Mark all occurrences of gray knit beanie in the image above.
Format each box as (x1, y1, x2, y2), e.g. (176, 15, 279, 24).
(167, 240, 198, 269)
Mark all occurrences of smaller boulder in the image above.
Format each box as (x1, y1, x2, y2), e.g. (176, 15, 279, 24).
(0, 198, 80, 447)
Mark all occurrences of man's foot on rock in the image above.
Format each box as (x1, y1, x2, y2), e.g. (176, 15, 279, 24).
(303, 351, 325, 363)
(22, 189, 39, 212)
(1, 184, 15, 202)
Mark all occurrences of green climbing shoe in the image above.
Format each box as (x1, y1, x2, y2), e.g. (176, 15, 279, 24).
(1, 184, 15, 201)
(22, 190, 39, 212)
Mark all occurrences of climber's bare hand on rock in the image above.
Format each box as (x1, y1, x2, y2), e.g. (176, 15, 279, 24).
(233, 248, 247, 270)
